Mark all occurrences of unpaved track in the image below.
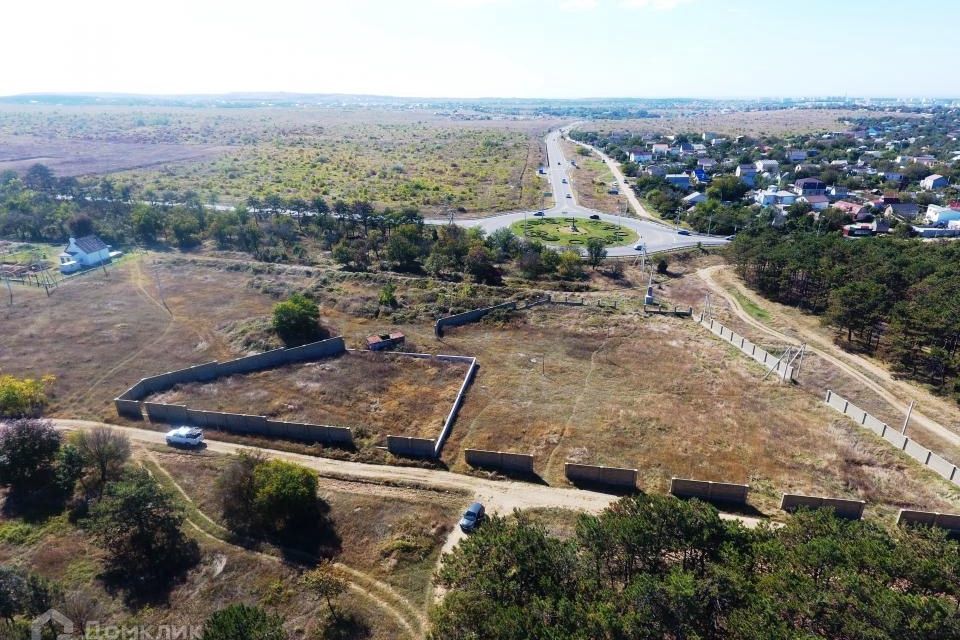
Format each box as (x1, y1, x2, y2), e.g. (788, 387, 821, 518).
(140, 448, 425, 638)
(55, 419, 764, 527)
(697, 265, 960, 448)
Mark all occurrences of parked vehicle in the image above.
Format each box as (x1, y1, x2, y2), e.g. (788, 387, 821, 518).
(459, 502, 486, 533)
(533, 211, 544, 216)
(165, 426, 205, 448)
(589, 214, 600, 220)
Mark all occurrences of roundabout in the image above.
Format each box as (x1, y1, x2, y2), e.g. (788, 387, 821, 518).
(510, 216, 639, 248)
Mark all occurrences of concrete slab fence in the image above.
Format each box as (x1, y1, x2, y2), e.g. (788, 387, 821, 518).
(565, 463, 637, 488)
(780, 493, 866, 520)
(824, 391, 959, 487)
(670, 477, 750, 504)
(696, 316, 794, 381)
(898, 509, 960, 533)
(465, 449, 535, 474)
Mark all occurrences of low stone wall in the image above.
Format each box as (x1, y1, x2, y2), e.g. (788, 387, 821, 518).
(898, 509, 960, 533)
(387, 436, 436, 458)
(825, 390, 960, 486)
(565, 463, 637, 488)
(435, 301, 517, 337)
(696, 316, 794, 381)
(114, 398, 144, 419)
(465, 449, 535, 474)
(670, 477, 750, 504)
(780, 493, 866, 520)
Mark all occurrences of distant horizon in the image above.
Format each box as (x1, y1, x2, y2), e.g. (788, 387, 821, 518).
(2, 91, 958, 103)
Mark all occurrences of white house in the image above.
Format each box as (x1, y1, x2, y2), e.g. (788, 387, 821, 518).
(921, 174, 948, 191)
(754, 186, 797, 207)
(651, 143, 669, 156)
(629, 148, 653, 163)
(755, 159, 779, 174)
(697, 158, 717, 170)
(59, 236, 113, 274)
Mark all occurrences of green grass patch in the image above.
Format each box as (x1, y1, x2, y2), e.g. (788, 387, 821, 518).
(510, 217, 638, 248)
(730, 288, 771, 322)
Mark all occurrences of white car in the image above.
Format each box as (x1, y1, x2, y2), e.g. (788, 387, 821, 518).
(165, 426, 204, 448)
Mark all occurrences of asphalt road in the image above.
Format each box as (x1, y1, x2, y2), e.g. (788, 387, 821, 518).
(426, 128, 729, 257)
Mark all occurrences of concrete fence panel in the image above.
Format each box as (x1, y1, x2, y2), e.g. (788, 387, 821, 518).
(697, 317, 793, 381)
(670, 477, 749, 504)
(898, 509, 960, 533)
(780, 493, 865, 520)
(435, 301, 517, 337)
(387, 436, 436, 458)
(926, 452, 958, 482)
(465, 449, 535, 474)
(565, 463, 637, 488)
(114, 398, 144, 419)
(881, 426, 909, 450)
(903, 438, 932, 465)
(435, 358, 478, 457)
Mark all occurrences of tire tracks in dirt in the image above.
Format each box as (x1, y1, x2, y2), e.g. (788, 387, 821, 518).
(140, 448, 426, 638)
(697, 265, 960, 448)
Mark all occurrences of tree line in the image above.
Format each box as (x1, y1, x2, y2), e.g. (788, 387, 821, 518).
(728, 228, 960, 397)
(432, 493, 960, 640)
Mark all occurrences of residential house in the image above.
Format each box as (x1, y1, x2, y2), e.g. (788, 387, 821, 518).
(881, 171, 903, 183)
(665, 174, 691, 190)
(794, 178, 827, 197)
(683, 192, 707, 207)
(651, 143, 669, 156)
(884, 203, 920, 220)
(646, 165, 667, 177)
(800, 194, 830, 211)
(58, 235, 114, 274)
(736, 164, 757, 186)
(787, 149, 808, 163)
(697, 158, 717, 170)
(921, 174, 948, 191)
(755, 186, 797, 207)
(629, 148, 653, 163)
(755, 159, 779, 175)
(691, 168, 711, 185)
(915, 155, 938, 167)
(834, 201, 869, 219)
(795, 163, 819, 174)
(827, 185, 848, 199)
(926, 203, 960, 225)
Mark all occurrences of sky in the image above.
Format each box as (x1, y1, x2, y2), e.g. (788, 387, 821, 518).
(3, 0, 959, 99)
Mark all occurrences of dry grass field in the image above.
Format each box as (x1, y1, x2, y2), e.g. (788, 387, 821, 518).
(149, 353, 469, 443)
(0, 105, 557, 216)
(583, 108, 873, 138)
(0, 444, 466, 639)
(5, 250, 959, 521)
(560, 139, 621, 214)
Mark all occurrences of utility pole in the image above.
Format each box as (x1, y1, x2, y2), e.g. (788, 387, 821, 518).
(5, 277, 12, 306)
(901, 400, 915, 435)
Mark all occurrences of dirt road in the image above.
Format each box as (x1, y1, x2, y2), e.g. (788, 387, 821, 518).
(696, 265, 960, 448)
(53, 419, 764, 527)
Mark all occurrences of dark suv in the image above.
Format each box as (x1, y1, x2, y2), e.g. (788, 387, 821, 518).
(459, 502, 486, 533)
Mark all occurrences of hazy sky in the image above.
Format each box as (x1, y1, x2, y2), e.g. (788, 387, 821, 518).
(4, 0, 958, 98)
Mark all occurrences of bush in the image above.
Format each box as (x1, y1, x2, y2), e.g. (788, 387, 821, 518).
(201, 604, 285, 640)
(88, 469, 199, 598)
(272, 293, 324, 345)
(217, 454, 328, 548)
(0, 419, 61, 491)
(0, 373, 54, 418)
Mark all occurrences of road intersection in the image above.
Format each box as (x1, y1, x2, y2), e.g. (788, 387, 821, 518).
(426, 128, 729, 257)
